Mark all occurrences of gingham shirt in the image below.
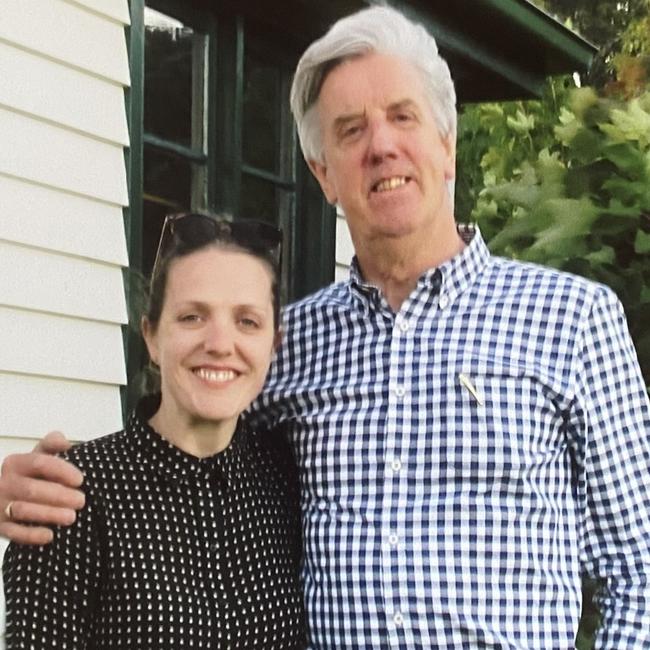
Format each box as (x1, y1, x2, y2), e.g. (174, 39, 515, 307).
(253, 226, 650, 649)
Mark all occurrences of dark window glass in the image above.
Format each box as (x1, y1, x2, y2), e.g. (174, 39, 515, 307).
(240, 174, 292, 227)
(142, 149, 195, 274)
(243, 51, 284, 173)
(144, 8, 206, 149)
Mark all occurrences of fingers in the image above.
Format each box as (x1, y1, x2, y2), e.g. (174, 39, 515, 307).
(0, 446, 86, 544)
(4, 499, 78, 525)
(0, 521, 54, 546)
(0, 472, 85, 511)
(33, 430, 74, 455)
(3, 451, 84, 489)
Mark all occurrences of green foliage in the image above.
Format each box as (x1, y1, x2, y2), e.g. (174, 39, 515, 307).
(457, 83, 650, 388)
(532, 0, 650, 88)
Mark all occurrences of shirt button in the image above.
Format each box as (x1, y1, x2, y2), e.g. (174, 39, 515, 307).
(394, 385, 405, 398)
(438, 293, 449, 309)
(398, 318, 410, 332)
(391, 459, 402, 472)
(394, 612, 404, 626)
(388, 533, 399, 546)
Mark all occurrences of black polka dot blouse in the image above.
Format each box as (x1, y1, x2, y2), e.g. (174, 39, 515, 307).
(3, 395, 305, 649)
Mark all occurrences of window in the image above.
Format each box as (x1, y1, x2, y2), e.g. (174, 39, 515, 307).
(124, 0, 335, 407)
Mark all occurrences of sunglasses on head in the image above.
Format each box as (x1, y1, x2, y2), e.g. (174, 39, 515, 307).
(152, 212, 282, 280)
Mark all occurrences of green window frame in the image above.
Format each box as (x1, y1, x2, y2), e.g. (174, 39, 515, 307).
(124, 0, 335, 410)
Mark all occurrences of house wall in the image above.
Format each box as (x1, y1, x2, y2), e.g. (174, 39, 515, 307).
(335, 214, 354, 282)
(0, 0, 130, 638)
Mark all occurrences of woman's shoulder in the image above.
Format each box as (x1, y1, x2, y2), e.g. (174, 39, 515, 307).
(59, 430, 132, 486)
(247, 424, 298, 485)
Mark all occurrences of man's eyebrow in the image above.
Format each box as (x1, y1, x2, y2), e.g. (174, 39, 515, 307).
(388, 98, 418, 112)
(332, 100, 417, 127)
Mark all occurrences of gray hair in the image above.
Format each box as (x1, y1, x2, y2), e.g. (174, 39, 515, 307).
(290, 5, 457, 164)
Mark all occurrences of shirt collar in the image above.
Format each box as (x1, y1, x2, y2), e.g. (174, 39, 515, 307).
(347, 224, 490, 313)
(437, 223, 490, 308)
(125, 393, 249, 486)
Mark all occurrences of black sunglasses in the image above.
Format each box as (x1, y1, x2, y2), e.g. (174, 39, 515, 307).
(152, 212, 282, 279)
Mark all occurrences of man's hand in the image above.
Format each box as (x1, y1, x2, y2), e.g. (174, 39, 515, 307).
(0, 432, 85, 545)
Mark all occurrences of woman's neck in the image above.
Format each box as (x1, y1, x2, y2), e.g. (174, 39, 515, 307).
(148, 405, 237, 458)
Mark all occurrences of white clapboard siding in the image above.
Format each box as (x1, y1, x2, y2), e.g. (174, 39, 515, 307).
(0, 372, 123, 440)
(69, 0, 130, 24)
(0, 175, 128, 265)
(0, 0, 130, 85)
(0, 107, 128, 206)
(0, 241, 127, 324)
(0, 307, 127, 385)
(0, 40, 129, 145)
(335, 214, 354, 282)
(0, 0, 130, 634)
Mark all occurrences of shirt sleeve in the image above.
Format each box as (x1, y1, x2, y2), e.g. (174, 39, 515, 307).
(3, 478, 103, 649)
(572, 288, 650, 648)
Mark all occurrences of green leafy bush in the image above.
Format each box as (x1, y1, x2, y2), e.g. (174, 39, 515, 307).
(457, 82, 650, 388)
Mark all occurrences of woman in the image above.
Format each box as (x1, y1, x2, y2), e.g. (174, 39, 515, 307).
(3, 213, 305, 648)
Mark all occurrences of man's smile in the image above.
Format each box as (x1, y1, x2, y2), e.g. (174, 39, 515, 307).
(371, 175, 411, 193)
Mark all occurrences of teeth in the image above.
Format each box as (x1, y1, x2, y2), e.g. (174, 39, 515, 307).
(374, 176, 407, 192)
(195, 368, 236, 383)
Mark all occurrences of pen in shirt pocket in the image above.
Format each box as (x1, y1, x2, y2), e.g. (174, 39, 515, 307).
(458, 373, 484, 406)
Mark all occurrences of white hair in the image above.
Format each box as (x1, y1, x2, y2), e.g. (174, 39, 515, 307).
(290, 5, 457, 164)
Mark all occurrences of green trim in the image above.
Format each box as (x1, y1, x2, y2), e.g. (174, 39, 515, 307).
(241, 163, 296, 191)
(124, 0, 146, 414)
(211, 14, 244, 214)
(394, 1, 543, 96)
(206, 14, 218, 211)
(485, 0, 596, 66)
(291, 156, 336, 299)
(143, 133, 208, 164)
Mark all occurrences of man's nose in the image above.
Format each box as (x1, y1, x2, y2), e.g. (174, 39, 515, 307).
(367, 119, 398, 164)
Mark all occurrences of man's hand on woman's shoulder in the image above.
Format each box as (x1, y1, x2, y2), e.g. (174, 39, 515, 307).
(0, 431, 85, 545)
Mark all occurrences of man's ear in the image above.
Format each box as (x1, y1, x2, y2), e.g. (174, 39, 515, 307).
(442, 130, 457, 181)
(308, 159, 338, 205)
(141, 317, 159, 366)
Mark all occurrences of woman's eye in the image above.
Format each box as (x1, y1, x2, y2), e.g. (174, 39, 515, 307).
(239, 317, 260, 329)
(179, 314, 201, 323)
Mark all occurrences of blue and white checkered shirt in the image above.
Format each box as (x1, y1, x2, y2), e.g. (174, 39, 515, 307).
(253, 226, 650, 649)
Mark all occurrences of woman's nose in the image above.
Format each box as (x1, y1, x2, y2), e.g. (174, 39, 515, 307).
(202, 319, 234, 355)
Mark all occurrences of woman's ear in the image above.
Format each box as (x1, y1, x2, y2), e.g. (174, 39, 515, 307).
(141, 316, 159, 365)
(273, 327, 284, 353)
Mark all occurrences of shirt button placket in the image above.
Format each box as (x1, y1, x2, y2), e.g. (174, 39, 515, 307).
(384, 312, 412, 648)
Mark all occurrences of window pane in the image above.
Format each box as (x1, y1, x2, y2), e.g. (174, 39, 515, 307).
(144, 7, 206, 149)
(142, 148, 196, 275)
(242, 50, 285, 173)
(240, 174, 291, 228)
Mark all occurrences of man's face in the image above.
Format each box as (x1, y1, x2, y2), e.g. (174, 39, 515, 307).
(309, 52, 456, 248)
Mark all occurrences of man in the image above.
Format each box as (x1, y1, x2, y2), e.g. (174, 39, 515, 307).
(2, 6, 650, 648)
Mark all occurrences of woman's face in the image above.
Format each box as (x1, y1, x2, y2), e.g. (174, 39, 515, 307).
(143, 246, 278, 435)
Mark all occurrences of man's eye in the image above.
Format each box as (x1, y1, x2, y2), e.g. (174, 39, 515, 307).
(179, 314, 201, 323)
(341, 124, 362, 140)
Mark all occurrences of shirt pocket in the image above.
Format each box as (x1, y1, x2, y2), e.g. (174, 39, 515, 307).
(438, 359, 571, 493)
